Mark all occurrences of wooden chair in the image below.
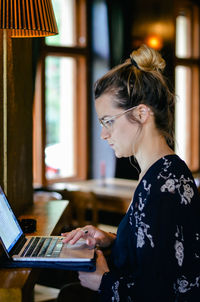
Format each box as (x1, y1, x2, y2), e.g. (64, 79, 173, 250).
(69, 191, 98, 227)
(69, 190, 118, 234)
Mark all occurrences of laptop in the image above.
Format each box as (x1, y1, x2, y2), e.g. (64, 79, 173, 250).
(0, 186, 95, 271)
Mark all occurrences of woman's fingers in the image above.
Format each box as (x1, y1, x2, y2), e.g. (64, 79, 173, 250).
(61, 228, 79, 243)
(61, 228, 90, 245)
(69, 229, 87, 244)
(86, 237, 96, 248)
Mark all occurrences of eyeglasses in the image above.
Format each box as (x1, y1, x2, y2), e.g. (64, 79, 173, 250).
(99, 105, 138, 132)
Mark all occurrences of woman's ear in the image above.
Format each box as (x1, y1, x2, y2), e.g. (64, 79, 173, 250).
(137, 105, 152, 123)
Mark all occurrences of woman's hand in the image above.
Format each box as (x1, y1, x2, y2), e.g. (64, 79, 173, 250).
(61, 225, 116, 248)
(78, 249, 109, 291)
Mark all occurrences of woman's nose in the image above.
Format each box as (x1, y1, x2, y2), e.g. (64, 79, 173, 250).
(100, 127, 110, 140)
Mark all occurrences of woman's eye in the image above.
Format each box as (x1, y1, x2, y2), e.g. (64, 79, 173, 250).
(105, 119, 114, 127)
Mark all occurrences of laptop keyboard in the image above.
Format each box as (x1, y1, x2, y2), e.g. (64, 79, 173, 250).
(21, 237, 63, 258)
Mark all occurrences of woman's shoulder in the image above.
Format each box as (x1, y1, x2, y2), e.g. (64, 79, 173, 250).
(141, 154, 199, 207)
(134, 155, 197, 198)
(144, 154, 194, 184)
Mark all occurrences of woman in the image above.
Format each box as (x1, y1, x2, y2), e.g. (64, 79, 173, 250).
(62, 44, 200, 301)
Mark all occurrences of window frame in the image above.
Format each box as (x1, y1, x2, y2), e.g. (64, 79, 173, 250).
(175, 1, 200, 172)
(33, 0, 89, 186)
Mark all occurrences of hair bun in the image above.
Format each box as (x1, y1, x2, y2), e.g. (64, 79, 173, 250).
(130, 44, 166, 72)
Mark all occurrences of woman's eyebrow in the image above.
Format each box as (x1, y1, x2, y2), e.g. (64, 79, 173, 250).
(100, 115, 111, 120)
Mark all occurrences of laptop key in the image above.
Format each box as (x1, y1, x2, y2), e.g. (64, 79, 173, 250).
(25, 237, 40, 257)
(32, 238, 46, 257)
(21, 237, 34, 256)
(38, 238, 52, 257)
(45, 238, 58, 257)
(51, 241, 63, 257)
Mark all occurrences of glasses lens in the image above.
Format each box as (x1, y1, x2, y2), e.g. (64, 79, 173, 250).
(99, 119, 104, 127)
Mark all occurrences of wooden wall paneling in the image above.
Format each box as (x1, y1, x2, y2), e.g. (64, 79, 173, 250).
(6, 37, 33, 216)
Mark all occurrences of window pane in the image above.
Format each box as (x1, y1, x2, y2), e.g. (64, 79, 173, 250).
(45, 56, 76, 179)
(175, 66, 191, 162)
(46, 0, 76, 47)
(176, 14, 191, 58)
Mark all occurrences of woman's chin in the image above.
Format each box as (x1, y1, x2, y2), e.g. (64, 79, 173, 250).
(115, 151, 125, 158)
(115, 150, 133, 158)
(115, 151, 122, 158)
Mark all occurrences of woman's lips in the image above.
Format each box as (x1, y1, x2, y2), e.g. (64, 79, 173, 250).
(108, 140, 114, 148)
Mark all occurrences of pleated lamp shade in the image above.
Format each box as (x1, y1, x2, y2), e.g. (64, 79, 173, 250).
(0, 0, 58, 37)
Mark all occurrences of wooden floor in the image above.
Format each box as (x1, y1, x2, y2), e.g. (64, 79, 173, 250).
(34, 284, 59, 302)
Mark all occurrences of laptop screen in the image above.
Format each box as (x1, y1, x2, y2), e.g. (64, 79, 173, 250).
(0, 186, 23, 253)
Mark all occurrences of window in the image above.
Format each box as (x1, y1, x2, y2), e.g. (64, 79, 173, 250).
(33, 0, 88, 186)
(175, 3, 200, 171)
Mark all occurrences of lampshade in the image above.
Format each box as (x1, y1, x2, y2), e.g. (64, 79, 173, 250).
(0, 0, 58, 37)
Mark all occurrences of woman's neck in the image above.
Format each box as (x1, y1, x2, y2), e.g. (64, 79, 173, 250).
(136, 136, 174, 182)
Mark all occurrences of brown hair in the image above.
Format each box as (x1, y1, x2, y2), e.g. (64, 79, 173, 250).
(94, 44, 175, 147)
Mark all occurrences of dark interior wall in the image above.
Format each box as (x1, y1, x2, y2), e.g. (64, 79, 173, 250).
(0, 34, 33, 216)
(131, 0, 175, 79)
(106, 0, 175, 89)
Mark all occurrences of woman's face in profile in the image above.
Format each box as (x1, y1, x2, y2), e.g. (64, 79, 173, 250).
(95, 93, 140, 158)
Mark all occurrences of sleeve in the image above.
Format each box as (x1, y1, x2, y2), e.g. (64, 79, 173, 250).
(98, 175, 200, 302)
(99, 270, 136, 302)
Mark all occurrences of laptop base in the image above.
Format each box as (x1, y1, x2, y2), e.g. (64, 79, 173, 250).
(0, 255, 96, 272)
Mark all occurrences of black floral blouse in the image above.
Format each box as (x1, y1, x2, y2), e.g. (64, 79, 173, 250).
(99, 155, 200, 302)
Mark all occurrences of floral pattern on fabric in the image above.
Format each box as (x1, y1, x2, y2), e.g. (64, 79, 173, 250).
(174, 225, 184, 266)
(174, 275, 200, 294)
(111, 281, 120, 302)
(158, 158, 194, 205)
(133, 180, 155, 249)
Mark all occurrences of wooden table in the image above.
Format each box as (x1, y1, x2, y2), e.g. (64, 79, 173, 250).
(0, 200, 69, 302)
(50, 178, 138, 214)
